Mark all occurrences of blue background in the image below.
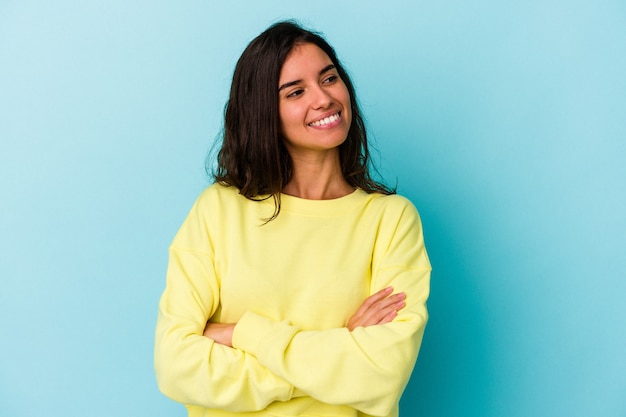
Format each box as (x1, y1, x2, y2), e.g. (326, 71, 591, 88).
(1, 1, 625, 416)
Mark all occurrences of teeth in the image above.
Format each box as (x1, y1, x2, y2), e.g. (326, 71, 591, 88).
(309, 113, 340, 127)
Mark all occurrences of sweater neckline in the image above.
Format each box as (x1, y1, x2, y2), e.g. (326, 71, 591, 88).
(269, 188, 370, 217)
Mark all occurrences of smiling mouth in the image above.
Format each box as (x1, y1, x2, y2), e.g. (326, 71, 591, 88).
(308, 112, 340, 127)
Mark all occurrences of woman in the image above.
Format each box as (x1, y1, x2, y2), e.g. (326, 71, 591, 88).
(155, 20, 431, 417)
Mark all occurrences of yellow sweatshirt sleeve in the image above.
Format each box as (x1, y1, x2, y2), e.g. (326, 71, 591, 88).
(231, 202, 431, 416)
(154, 196, 295, 411)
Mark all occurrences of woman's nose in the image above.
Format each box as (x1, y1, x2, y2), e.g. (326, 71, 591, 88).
(310, 85, 332, 109)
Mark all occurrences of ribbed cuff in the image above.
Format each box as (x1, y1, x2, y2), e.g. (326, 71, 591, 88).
(232, 312, 298, 364)
(232, 311, 267, 355)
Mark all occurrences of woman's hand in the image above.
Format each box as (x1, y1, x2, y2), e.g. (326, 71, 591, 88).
(203, 322, 235, 347)
(347, 287, 406, 331)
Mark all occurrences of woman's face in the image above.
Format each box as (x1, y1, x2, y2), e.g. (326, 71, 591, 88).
(277, 43, 352, 159)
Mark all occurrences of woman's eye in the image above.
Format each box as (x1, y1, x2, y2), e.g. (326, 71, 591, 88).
(323, 75, 338, 84)
(287, 89, 304, 98)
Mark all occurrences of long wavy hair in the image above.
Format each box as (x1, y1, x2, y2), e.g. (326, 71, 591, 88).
(213, 20, 394, 221)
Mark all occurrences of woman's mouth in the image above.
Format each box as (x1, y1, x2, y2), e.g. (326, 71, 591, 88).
(308, 112, 341, 128)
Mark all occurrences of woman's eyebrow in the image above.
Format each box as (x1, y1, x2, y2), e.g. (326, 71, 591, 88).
(319, 64, 336, 75)
(278, 64, 336, 92)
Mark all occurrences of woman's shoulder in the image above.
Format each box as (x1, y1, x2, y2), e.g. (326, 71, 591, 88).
(361, 192, 423, 229)
(181, 183, 248, 219)
(195, 182, 243, 204)
(365, 191, 418, 212)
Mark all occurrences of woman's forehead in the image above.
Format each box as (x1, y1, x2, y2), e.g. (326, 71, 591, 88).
(280, 43, 333, 80)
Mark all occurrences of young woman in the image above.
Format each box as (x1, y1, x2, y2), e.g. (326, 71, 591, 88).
(155, 21, 431, 417)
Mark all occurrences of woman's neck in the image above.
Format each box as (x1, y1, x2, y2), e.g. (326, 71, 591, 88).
(282, 151, 354, 200)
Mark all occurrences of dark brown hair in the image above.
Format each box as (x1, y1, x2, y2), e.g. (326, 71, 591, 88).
(213, 20, 394, 220)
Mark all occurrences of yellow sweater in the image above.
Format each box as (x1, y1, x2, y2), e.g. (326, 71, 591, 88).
(155, 183, 431, 417)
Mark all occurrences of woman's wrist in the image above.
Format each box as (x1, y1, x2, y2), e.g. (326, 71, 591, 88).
(203, 322, 235, 347)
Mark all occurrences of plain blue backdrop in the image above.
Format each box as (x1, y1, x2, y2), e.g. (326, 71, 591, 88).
(1, 1, 625, 416)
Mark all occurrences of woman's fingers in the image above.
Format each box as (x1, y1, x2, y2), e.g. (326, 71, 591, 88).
(347, 287, 406, 331)
(350, 287, 393, 318)
(361, 292, 405, 325)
